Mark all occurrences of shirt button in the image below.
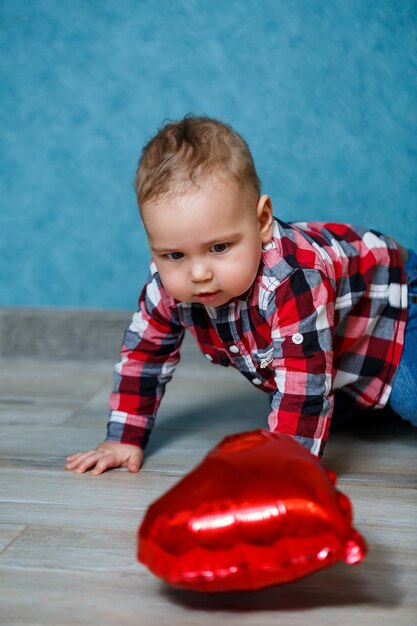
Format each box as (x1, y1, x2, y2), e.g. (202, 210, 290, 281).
(253, 378, 262, 385)
(292, 333, 304, 344)
(229, 345, 240, 354)
(204, 353, 213, 361)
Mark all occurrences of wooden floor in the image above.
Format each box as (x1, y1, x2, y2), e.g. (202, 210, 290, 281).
(1, 337, 416, 626)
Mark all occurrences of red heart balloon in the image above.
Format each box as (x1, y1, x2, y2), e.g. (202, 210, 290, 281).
(138, 430, 367, 592)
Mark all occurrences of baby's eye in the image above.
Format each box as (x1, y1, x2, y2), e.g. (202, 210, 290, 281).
(210, 243, 229, 254)
(166, 252, 184, 261)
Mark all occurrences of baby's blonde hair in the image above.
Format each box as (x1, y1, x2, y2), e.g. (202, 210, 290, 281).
(135, 115, 261, 209)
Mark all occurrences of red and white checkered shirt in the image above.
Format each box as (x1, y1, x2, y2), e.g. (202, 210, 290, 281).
(107, 219, 408, 456)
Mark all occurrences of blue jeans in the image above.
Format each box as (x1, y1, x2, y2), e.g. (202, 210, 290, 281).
(387, 248, 417, 425)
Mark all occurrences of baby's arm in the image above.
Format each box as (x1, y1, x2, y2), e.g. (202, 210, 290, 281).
(267, 268, 335, 457)
(66, 270, 183, 475)
(66, 442, 143, 475)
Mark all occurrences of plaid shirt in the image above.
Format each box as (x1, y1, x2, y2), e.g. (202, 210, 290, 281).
(107, 219, 407, 456)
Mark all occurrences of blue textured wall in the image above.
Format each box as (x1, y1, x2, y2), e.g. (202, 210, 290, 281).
(1, 0, 416, 308)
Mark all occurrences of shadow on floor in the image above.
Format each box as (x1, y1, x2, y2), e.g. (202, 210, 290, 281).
(145, 389, 268, 457)
(146, 387, 414, 472)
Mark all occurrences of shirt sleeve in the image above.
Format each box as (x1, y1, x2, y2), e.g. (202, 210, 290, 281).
(106, 271, 185, 449)
(267, 268, 336, 457)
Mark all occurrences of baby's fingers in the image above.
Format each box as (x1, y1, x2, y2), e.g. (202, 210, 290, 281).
(66, 449, 96, 464)
(66, 451, 85, 463)
(66, 451, 102, 473)
(90, 454, 120, 476)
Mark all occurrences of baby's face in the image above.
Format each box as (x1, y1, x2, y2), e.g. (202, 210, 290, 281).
(141, 177, 273, 306)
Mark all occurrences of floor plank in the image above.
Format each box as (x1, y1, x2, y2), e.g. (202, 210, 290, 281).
(1, 567, 415, 626)
(0, 525, 138, 572)
(0, 524, 27, 554)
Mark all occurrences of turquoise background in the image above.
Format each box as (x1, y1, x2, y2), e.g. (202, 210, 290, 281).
(1, 0, 416, 309)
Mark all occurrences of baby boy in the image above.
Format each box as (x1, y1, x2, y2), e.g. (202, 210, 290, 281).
(67, 115, 416, 475)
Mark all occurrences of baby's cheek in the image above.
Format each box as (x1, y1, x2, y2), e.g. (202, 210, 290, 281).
(158, 273, 183, 299)
(224, 260, 256, 293)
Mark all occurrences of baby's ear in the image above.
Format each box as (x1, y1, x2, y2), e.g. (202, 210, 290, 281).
(257, 195, 274, 242)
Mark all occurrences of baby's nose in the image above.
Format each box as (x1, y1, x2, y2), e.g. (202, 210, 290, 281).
(190, 262, 212, 282)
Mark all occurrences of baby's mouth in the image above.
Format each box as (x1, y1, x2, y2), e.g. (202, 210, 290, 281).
(195, 291, 221, 303)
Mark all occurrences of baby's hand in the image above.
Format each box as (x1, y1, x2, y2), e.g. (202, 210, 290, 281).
(66, 442, 143, 476)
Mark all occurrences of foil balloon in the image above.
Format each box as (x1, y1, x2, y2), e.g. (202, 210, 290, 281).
(138, 430, 367, 592)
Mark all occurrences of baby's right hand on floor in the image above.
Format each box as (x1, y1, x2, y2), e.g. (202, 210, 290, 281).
(66, 442, 143, 476)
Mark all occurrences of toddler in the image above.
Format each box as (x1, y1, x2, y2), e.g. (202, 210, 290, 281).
(66, 116, 416, 476)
